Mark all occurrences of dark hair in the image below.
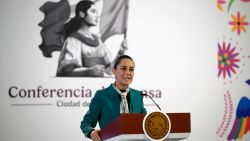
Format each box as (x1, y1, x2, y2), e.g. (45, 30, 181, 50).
(113, 55, 134, 69)
(63, 0, 94, 38)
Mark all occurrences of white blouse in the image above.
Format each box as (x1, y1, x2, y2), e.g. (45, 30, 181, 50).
(56, 34, 112, 76)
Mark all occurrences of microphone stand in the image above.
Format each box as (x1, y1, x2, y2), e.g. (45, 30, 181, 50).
(140, 93, 161, 111)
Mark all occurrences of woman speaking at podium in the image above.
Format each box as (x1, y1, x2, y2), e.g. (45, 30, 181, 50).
(80, 55, 147, 141)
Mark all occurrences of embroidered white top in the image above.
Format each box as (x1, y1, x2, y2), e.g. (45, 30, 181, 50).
(56, 33, 112, 76)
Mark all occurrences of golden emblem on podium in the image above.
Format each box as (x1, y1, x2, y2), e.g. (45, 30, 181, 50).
(143, 112, 171, 141)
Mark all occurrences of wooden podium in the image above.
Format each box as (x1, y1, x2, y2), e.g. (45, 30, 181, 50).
(99, 113, 191, 141)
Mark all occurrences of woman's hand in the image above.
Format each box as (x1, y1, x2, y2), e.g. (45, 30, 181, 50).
(90, 129, 101, 141)
(118, 39, 128, 55)
(89, 65, 105, 77)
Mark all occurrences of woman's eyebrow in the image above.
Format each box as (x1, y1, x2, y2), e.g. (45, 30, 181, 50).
(120, 65, 134, 68)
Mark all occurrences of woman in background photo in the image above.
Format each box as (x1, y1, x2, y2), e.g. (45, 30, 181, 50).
(56, 0, 127, 77)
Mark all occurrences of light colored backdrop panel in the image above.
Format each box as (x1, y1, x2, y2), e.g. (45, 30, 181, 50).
(1, 0, 250, 141)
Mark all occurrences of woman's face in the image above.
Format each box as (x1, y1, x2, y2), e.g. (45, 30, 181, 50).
(85, 4, 99, 26)
(113, 59, 135, 89)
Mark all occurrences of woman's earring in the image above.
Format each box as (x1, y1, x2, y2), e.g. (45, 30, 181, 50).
(79, 11, 85, 18)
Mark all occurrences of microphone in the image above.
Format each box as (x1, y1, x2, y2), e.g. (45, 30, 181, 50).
(140, 93, 161, 111)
